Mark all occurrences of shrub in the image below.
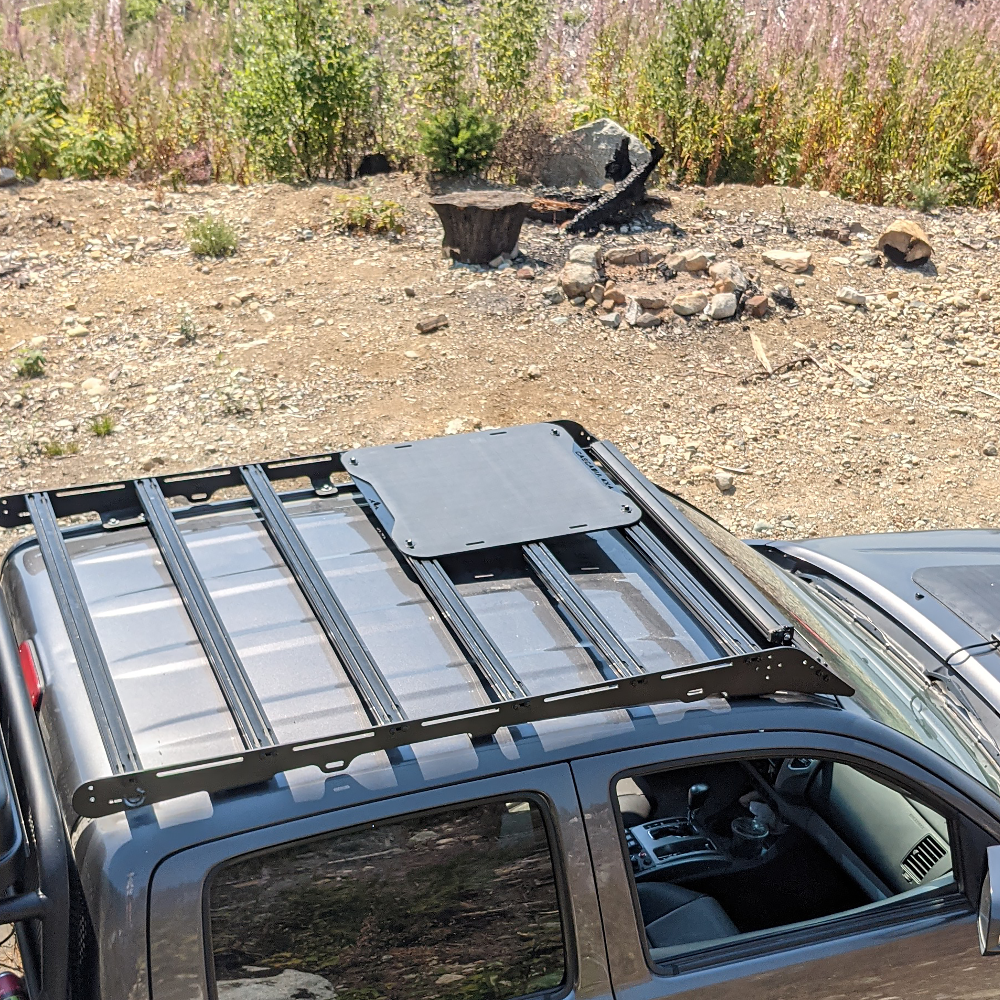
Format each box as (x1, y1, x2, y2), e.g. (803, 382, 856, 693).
(186, 213, 238, 256)
(14, 350, 45, 378)
(331, 193, 404, 234)
(907, 177, 947, 213)
(230, 0, 381, 180)
(55, 116, 132, 178)
(417, 104, 501, 175)
(42, 439, 78, 457)
(89, 414, 116, 436)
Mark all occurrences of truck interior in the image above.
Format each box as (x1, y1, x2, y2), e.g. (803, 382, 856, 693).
(616, 756, 955, 959)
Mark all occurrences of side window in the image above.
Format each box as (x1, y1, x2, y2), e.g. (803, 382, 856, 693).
(614, 758, 956, 962)
(208, 798, 567, 1000)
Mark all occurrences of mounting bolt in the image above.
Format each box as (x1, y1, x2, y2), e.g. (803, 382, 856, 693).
(551, 428, 560, 436)
(621, 504, 632, 513)
(106, 517, 119, 527)
(349, 456, 358, 466)
(406, 539, 415, 548)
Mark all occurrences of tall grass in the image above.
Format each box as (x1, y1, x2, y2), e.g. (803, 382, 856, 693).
(2, 0, 1000, 207)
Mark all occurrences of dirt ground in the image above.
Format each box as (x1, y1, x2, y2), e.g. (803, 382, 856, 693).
(1, 173, 998, 548)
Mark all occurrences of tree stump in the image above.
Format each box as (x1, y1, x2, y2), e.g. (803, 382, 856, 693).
(428, 191, 535, 265)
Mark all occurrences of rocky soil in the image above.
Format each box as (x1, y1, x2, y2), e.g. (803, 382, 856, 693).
(1, 174, 998, 551)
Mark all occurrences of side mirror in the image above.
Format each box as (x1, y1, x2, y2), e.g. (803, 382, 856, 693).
(979, 845, 1000, 955)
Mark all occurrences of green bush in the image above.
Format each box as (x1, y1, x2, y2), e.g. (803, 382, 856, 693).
(230, 0, 381, 180)
(331, 193, 404, 234)
(14, 350, 46, 378)
(417, 103, 501, 175)
(56, 115, 132, 178)
(89, 414, 116, 436)
(0, 61, 67, 177)
(186, 213, 238, 256)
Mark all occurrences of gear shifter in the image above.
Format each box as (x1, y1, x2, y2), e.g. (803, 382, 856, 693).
(687, 783, 710, 829)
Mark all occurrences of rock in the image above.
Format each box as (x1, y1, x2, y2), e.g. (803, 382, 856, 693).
(762, 248, 812, 273)
(559, 261, 599, 298)
(979, 286, 992, 302)
(671, 291, 708, 316)
(598, 311, 621, 328)
(416, 313, 448, 334)
(516, 266, 534, 280)
(770, 285, 797, 309)
(404, 286, 416, 297)
(705, 292, 738, 320)
(538, 118, 651, 189)
(489, 254, 506, 268)
(708, 260, 748, 294)
(752, 520, 773, 533)
(665, 248, 713, 272)
(81, 377, 107, 397)
(745, 294, 770, 317)
(984, 443, 998, 456)
(8, 394, 24, 409)
(624, 298, 662, 328)
(526, 364, 541, 378)
(877, 218, 933, 264)
(616, 284, 667, 310)
(216, 969, 336, 999)
(445, 418, 465, 435)
(66, 325, 89, 338)
(568, 243, 604, 268)
(227, 294, 243, 308)
(605, 245, 651, 266)
(541, 284, 566, 305)
(836, 286, 867, 306)
(0, 168, 16, 187)
(714, 471, 735, 492)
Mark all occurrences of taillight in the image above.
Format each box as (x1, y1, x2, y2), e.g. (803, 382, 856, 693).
(17, 641, 42, 711)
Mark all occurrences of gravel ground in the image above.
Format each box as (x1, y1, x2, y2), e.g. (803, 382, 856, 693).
(1, 174, 998, 554)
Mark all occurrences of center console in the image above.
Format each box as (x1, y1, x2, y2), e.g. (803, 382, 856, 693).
(625, 816, 725, 874)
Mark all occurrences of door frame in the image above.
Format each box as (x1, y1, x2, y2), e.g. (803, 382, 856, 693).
(148, 764, 611, 1000)
(571, 727, 1000, 1000)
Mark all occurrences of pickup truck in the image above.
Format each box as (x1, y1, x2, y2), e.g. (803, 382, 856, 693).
(0, 420, 998, 999)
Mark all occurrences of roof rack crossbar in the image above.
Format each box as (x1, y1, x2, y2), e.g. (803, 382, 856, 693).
(72, 646, 854, 818)
(25, 492, 139, 774)
(407, 557, 528, 702)
(523, 541, 644, 678)
(591, 442, 796, 647)
(240, 464, 404, 726)
(625, 522, 754, 656)
(135, 478, 276, 750)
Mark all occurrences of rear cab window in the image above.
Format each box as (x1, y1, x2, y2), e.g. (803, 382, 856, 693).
(208, 797, 567, 1000)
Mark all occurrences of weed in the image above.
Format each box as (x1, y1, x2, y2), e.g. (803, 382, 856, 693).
(562, 10, 587, 28)
(14, 350, 45, 378)
(178, 312, 197, 342)
(331, 194, 405, 235)
(186, 214, 238, 257)
(89, 414, 116, 436)
(42, 439, 79, 457)
(908, 178, 946, 213)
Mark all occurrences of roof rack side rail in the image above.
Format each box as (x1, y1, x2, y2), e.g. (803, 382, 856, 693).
(74, 647, 854, 819)
(240, 464, 405, 726)
(624, 522, 755, 656)
(407, 557, 527, 702)
(0, 607, 70, 1000)
(590, 441, 796, 647)
(523, 541, 645, 678)
(135, 479, 276, 750)
(25, 493, 139, 774)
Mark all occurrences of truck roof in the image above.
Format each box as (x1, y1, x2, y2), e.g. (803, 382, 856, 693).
(0, 421, 850, 820)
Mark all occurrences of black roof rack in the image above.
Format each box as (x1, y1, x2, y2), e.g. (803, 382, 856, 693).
(0, 421, 852, 819)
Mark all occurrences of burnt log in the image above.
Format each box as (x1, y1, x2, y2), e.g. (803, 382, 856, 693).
(429, 191, 535, 265)
(565, 135, 664, 236)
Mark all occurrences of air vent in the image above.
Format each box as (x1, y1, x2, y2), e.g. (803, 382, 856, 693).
(901, 835, 947, 884)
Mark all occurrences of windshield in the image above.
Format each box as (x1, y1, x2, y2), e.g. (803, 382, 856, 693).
(672, 496, 1000, 794)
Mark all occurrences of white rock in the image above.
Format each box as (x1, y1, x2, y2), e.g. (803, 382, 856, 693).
(559, 262, 599, 298)
(705, 293, 738, 320)
(762, 249, 812, 273)
(598, 311, 621, 328)
(541, 284, 566, 305)
(671, 291, 708, 316)
(836, 286, 867, 306)
(666, 248, 714, 272)
(714, 471, 735, 492)
(568, 243, 604, 268)
(216, 970, 336, 1000)
(81, 377, 107, 396)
